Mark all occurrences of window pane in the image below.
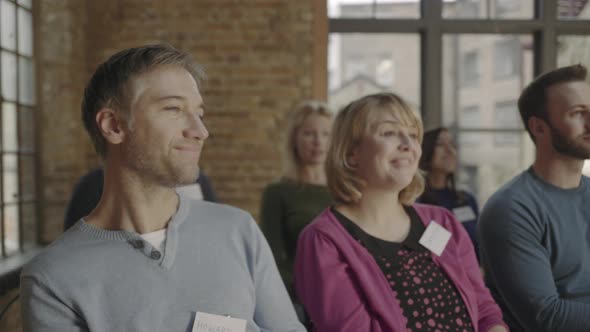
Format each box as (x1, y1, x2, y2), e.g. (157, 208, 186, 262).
(455, 131, 534, 205)
(461, 51, 479, 86)
(442, 34, 533, 127)
(557, 35, 590, 68)
(1, 0, 16, 50)
(459, 105, 482, 128)
(494, 101, 521, 145)
(4, 203, 19, 254)
(443, 34, 534, 206)
(19, 155, 35, 201)
(328, 33, 420, 112)
(17, 0, 32, 9)
(3, 154, 18, 204)
(18, 7, 33, 56)
(2, 102, 17, 152)
(558, 0, 590, 19)
(494, 38, 521, 79)
(18, 106, 34, 152)
(443, 0, 533, 19)
(21, 202, 36, 250)
(328, 0, 420, 19)
(19, 57, 34, 105)
(1, 51, 17, 101)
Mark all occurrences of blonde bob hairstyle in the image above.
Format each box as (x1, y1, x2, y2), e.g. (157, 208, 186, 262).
(283, 100, 333, 181)
(326, 92, 425, 205)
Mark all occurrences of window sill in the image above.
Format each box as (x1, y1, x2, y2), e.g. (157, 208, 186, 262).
(0, 247, 44, 296)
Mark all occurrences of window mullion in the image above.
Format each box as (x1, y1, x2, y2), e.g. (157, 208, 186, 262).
(421, 0, 443, 129)
(535, 0, 558, 75)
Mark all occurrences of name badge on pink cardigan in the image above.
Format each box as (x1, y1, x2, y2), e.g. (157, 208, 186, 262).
(419, 221, 451, 256)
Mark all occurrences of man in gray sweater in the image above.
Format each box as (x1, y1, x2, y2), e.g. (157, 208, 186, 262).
(20, 44, 305, 332)
(478, 64, 590, 332)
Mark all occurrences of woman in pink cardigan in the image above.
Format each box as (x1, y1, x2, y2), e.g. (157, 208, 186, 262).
(294, 92, 507, 332)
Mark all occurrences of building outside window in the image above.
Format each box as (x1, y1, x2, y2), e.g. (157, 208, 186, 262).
(0, 0, 37, 259)
(494, 37, 521, 79)
(376, 56, 395, 87)
(494, 100, 522, 146)
(461, 50, 479, 86)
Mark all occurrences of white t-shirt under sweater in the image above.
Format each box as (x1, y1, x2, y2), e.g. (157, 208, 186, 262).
(140, 228, 166, 254)
(140, 185, 204, 255)
(20, 194, 305, 332)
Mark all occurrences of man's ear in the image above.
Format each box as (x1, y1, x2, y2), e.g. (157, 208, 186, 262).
(96, 108, 126, 145)
(528, 116, 546, 141)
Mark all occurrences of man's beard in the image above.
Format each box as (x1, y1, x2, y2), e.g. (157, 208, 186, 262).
(549, 122, 590, 160)
(123, 136, 199, 188)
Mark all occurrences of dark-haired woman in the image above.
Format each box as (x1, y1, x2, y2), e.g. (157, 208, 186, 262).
(419, 127, 480, 258)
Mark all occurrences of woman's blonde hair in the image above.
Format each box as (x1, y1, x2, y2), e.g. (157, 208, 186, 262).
(283, 100, 333, 181)
(326, 92, 425, 205)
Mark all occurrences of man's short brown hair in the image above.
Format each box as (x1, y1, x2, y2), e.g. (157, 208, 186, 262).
(81, 44, 205, 157)
(518, 64, 587, 142)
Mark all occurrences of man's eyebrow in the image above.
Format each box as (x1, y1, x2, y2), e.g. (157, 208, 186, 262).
(155, 95, 185, 102)
(153, 95, 205, 111)
(567, 104, 590, 111)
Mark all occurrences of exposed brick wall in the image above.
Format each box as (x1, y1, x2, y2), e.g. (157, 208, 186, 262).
(38, 0, 92, 243)
(84, 0, 318, 219)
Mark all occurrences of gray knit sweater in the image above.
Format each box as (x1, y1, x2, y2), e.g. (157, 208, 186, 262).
(20, 195, 305, 332)
(479, 168, 590, 332)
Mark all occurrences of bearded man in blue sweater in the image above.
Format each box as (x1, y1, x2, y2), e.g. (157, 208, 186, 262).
(20, 44, 305, 332)
(479, 64, 590, 332)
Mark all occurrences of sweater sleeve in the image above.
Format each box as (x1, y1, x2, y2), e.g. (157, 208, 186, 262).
(247, 217, 306, 332)
(478, 196, 590, 332)
(259, 184, 292, 291)
(20, 274, 87, 332)
(294, 228, 389, 332)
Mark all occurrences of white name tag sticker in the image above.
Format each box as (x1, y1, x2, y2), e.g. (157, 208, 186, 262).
(192, 312, 247, 332)
(419, 221, 451, 256)
(452, 206, 476, 223)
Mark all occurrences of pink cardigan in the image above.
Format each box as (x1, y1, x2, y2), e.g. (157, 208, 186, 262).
(294, 204, 508, 332)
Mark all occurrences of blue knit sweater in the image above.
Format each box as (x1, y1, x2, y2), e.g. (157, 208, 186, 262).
(21, 195, 305, 331)
(479, 168, 590, 332)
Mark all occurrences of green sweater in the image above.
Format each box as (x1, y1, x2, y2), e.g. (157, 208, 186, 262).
(21, 196, 305, 332)
(260, 179, 332, 297)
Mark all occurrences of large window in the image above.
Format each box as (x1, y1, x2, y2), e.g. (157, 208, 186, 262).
(0, 0, 36, 258)
(328, 33, 420, 112)
(327, 0, 590, 205)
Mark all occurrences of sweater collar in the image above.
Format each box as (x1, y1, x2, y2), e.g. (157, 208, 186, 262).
(75, 192, 189, 241)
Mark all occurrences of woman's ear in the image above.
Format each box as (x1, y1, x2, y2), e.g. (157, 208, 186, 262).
(347, 148, 358, 167)
(96, 108, 126, 145)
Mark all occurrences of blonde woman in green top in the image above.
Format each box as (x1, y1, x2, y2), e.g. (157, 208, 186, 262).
(260, 101, 333, 302)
